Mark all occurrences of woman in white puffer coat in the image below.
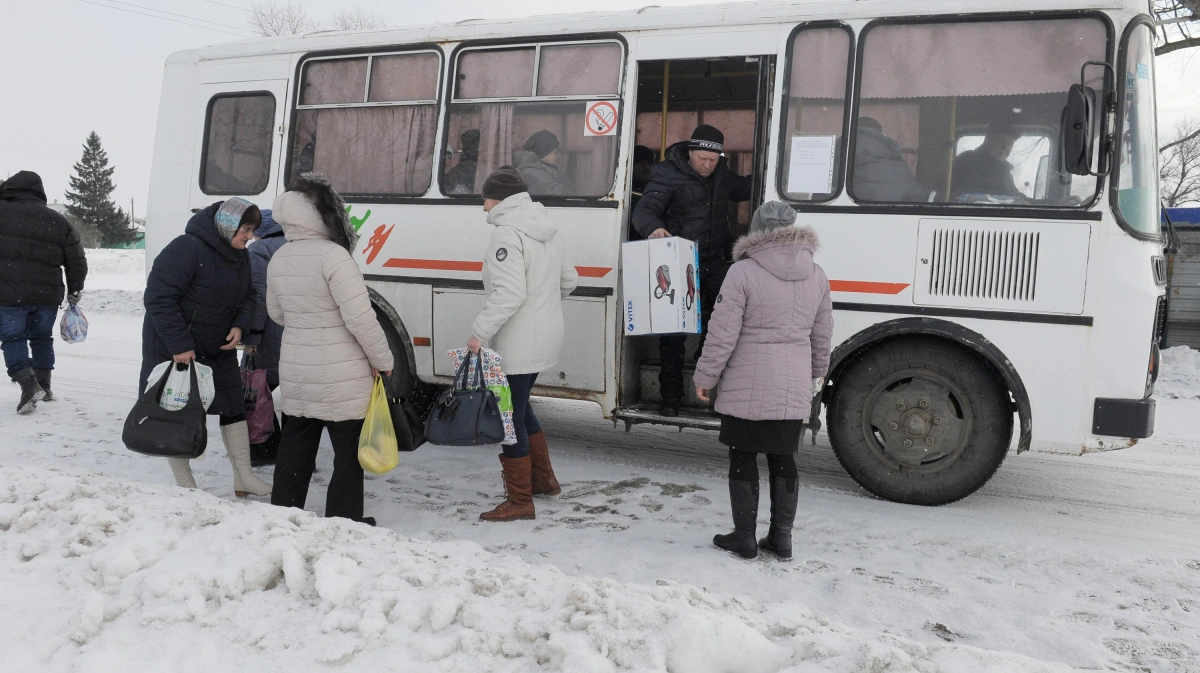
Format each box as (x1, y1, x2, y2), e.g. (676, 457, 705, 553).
(468, 166, 578, 522)
(266, 174, 393, 525)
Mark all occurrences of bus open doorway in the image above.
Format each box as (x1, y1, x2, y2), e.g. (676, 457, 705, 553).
(616, 55, 775, 430)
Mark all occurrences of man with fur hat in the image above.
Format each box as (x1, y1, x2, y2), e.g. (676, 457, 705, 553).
(516, 130, 573, 197)
(631, 125, 753, 416)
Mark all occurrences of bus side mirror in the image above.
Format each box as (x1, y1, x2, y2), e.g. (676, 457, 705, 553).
(1060, 83, 1095, 176)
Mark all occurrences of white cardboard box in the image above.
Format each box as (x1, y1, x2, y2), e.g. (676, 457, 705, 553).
(621, 237, 701, 336)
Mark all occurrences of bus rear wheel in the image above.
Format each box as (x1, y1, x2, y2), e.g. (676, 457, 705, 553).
(827, 338, 1012, 506)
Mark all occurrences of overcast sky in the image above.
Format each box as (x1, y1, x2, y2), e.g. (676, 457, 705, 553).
(2, 0, 1198, 212)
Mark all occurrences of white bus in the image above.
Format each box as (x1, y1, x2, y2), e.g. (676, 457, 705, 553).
(146, 0, 1166, 505)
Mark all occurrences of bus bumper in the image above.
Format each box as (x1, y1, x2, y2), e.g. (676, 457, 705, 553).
(1092, 398, 1156, 438)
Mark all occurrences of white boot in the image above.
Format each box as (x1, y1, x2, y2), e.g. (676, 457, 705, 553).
(168, 458, 197, 488)
(222, 421, 272, 497)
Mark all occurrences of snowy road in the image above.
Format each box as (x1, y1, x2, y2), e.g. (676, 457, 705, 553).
(2, 253, 1199, 672)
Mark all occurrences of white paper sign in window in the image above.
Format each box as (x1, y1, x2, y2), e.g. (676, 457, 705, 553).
(786, 135, 837, 196)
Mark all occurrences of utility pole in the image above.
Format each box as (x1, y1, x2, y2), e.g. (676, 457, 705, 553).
(130, 198, 135, 229)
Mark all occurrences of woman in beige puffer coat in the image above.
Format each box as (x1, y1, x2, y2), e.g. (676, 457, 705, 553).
(468, 166, 578, 522)
(266, 174, 393, 525)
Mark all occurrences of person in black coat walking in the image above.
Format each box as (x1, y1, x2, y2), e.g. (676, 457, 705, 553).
(141, 198, 272, 497)
(0, 171, 88, 414)
(242, 208, 287, 465)
(631, 125, 752, 416)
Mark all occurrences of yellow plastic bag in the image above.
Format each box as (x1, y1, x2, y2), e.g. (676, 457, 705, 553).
(358, 376, 399, 474)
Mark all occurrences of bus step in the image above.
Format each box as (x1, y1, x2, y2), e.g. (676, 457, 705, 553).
(614, 403, 721, 433)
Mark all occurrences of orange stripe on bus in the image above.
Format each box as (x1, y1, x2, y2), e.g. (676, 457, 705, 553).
(829, 280, 910, 295)
(381, 258, 612, 279)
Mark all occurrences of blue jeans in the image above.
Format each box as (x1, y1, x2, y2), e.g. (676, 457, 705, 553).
(502, 373, 542, 458)
(0, 305, 57, 377)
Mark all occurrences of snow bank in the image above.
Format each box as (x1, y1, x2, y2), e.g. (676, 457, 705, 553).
(1158, 346, 1200, 399)
(0, 466, 1084, 673)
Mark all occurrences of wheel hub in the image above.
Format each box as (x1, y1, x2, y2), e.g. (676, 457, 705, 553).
(862, 370, 973, 473)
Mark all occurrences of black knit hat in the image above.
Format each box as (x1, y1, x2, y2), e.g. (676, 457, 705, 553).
(481, 165, 528, 201)
(689, 125, 724, 153)
(523, 130, 560, 159)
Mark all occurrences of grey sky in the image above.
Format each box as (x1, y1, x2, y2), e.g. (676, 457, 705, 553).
(1, 0, 1197, 212)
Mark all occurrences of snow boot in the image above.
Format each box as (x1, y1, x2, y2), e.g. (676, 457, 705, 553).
(168, 457, 197, 489)
(480, 455, 535, 521)
(34, 369, 54, 402)
(528, 431, 561, 496)
(758, 477, 798, 560)
(222, 421, 272, 497)
(659, 398, 681, 417)
(714, 478, 759, 559)
(12, 367, 45, 415)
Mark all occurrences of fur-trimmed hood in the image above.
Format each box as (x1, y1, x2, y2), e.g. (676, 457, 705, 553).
(732, 225, 819, 281)
(271, 173, 357, 251)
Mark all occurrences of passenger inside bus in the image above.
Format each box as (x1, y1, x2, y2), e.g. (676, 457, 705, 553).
(515, 130, 573, 196)
(444, 129, 481, 194)
(950, 124, 1025, 203)
(852, 117, 929, 202)
(627, 145, 657, 240)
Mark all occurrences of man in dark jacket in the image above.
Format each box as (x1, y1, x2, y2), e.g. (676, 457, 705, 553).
(242, 208, 286, 465)
(852, 118, 929, 203)
(444, 129, 480, 195)
(950, 125, 1024, 202)
(0, 171, 88, 414)
(632, 125, 753, 416)
(517, 130, 573, 196)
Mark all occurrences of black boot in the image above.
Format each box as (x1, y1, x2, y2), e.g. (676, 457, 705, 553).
(34, 369, 53, 402)
(714, 479, 759, 559)
(759, 477, 798, 560)
(12, 368, 45, 415)
(659, 398, 681, 417)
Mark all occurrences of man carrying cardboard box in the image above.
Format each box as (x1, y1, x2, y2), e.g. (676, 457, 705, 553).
(632, 125, 753, 416)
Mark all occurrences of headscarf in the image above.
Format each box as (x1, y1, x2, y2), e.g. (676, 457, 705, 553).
(214, 197, 254, 242)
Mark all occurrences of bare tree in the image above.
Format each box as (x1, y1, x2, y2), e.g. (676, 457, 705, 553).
(1154, 1, 1200, 55)
(329, 6, 388, 31)
(248, 0, 316, 37)
(1161, 118, 1200, 207)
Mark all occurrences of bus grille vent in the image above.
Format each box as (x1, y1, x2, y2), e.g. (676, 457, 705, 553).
(928, 230, 1040, 301)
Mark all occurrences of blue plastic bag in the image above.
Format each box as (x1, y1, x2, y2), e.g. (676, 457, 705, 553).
(59, 304, 88, 344)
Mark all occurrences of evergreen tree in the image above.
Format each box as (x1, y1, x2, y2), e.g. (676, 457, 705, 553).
(65, 131, 136, 247)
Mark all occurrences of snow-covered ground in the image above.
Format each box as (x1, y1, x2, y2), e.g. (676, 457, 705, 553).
(2, 250, 1199, 672)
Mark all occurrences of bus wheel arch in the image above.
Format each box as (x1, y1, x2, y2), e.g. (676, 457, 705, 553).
(823, 320, 1031, 506)
(368, 287, 418, 398)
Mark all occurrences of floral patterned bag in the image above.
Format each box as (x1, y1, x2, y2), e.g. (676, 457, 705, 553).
(448, 347, 516, 445)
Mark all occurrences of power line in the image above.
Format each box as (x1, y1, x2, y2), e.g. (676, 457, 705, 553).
(76, 0, 253, 37)
(101, 0, 254, 32)
(203, 0, 251, 12)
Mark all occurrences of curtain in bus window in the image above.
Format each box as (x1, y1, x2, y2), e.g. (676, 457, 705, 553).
(853, 17, 1107, 206)
(203, 94, 274, 195)
(369, 53, 439, 102)
(457, 49, 535, 99)
(474, 103, 516, 191)
(781, 27, 850, 202)
(536, 43, 623, 96)
(296, 106, 436, 196)
(301, 58, 368, 105)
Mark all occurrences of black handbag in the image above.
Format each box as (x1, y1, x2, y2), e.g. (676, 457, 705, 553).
(426, 352, 506, 447)
(122, 363, 208, 458)
(383, 371, 427, 452)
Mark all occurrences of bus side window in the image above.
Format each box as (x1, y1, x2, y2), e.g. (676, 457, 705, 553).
(288, 52, 441, 197)
(443, 41, 624, 199)
(201, 93, 276, 195)
(851, 17, 1108, 208)
(779, 25, 853, 203)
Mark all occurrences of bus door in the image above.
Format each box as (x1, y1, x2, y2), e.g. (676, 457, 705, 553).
(189, 79, 290, 216)
(617, 54, 775, 428)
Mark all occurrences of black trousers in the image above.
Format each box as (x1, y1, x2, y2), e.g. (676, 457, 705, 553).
(271, 415, 365, 521)
(659, 261, 729, 401)
(728, 449, 798, 484)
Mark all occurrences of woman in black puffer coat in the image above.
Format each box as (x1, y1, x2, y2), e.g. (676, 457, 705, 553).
(140, 198, 272, 498)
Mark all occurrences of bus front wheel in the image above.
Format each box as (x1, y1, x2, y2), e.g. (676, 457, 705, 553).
(827, 338, 1012, 506)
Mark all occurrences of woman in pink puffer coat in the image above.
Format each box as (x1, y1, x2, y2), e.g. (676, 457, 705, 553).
(693, 200, 833, 561)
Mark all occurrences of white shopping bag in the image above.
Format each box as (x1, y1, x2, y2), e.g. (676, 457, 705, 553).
(146, 361, 216, 412)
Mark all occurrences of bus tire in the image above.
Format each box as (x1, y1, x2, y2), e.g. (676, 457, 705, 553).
(826, 337, 1012, 506)
(373, 307, 414, 398)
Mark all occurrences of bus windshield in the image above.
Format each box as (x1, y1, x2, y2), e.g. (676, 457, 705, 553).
(1114, 23, 1160, 236)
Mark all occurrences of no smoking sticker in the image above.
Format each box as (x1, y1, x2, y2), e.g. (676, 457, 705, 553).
(584, 100, 618, 137)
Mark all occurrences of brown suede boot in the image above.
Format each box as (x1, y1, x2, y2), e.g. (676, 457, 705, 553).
(527, 431, 562, 496)
(480, 455, 535, 521)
